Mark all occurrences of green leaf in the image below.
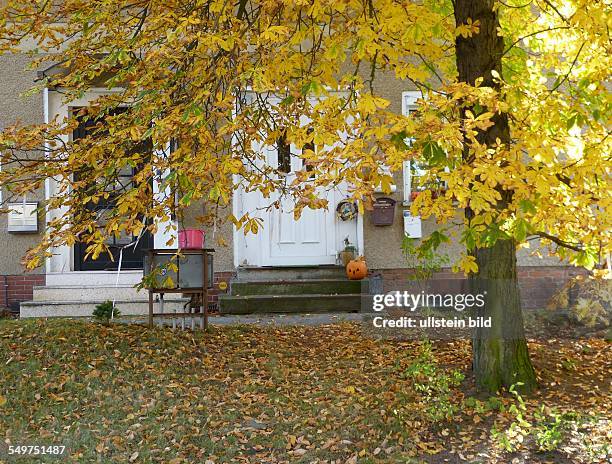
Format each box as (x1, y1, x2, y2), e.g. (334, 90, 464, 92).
(519, 199, 536, 215)
(422, 140, 446, 166)
(566, 112, 579, 131)
(461, 227, 477, 251)
(426, 230, 450, 250)
(180, 190, 194, 206)
(480, 223, 503, 247)
(390, 131, 409, 150)
(513, 217, 531, 242)
(574, 250, 596, 269)
(280, 95, 295, 106)
(208, 184, 221, 201)
(301, 80, 320, 95)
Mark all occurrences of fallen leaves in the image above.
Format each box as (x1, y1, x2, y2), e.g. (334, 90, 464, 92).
(0, 319, 609, 464)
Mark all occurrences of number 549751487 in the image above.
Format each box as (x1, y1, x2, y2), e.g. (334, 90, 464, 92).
(7, 445, 66, 455)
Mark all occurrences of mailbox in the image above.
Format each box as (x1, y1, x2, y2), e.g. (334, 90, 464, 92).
(403, 211, 422, 238)
(7, 201, 38, 233)
(371, 197, 396, 226)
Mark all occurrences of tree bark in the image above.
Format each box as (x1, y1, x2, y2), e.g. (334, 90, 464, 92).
(454, 0, 538, 392)
(472, 241, 537, 392)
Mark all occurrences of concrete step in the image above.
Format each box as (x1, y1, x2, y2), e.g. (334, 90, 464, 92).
(20, 298, 189, 318)
(32, 285, 145, 302)
(219, 293, 365, 315)
(230, 279, 368, 296)
(236, 266, 346, 281)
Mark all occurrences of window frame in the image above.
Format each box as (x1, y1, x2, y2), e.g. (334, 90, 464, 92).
(401, 91, 421, 205)
(401, 91, 450, 206)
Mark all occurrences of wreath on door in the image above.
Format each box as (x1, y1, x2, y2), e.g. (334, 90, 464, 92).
(336, 200, 358, 221)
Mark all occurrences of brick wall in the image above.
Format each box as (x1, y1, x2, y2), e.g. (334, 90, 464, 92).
(0, 267, 587, 313)
(208, 271, 235, 311)
(0, 274, 45, 311)
(376, 266, 589, 310)
(517, 266, 588, 309)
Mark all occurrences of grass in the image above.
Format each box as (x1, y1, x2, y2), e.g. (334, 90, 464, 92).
(0, 319, 609, 463)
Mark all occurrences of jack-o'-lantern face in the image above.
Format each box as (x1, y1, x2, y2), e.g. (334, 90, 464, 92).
(346, 257, 367, 280)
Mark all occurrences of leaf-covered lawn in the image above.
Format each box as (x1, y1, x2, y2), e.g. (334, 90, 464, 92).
(0, 319, 609, 463)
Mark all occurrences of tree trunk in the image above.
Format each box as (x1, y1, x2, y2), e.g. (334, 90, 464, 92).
(472, 241, 537, 392)
(454, 0, 538, 392)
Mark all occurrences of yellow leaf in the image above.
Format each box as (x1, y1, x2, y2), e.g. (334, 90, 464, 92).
(457, 255, 478, 275)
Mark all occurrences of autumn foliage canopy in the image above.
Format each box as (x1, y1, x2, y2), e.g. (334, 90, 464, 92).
(0, 0, 608, 272)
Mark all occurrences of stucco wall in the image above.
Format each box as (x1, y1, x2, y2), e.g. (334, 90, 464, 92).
(363, 199, 565, 270)
(210, 208, 235, 271)
(180, 201, 234, 272)
(0, 53, 44, 275)
(200, 205, 234, 272)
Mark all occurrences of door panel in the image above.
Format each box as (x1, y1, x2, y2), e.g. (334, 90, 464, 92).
(262, 131, 335, 266)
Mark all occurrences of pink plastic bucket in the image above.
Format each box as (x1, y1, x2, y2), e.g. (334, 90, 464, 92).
(178, 229, 205, 249)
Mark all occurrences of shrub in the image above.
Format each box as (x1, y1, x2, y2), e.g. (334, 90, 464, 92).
(491, 383, 582, 452)
(402, 340, 464, 422)
(92, 300, 120, 324)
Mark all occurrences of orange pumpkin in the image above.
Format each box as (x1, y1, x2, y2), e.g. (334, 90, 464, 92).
(346, 256, 368, 280)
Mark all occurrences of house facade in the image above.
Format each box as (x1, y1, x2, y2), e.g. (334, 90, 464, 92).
(0, 53, 587, 316)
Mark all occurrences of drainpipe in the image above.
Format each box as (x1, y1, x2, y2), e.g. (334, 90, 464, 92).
(2, 275, 8, 309)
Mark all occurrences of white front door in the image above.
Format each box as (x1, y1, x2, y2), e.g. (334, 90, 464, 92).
(262, 135, 336, 266)
(232, 93, 362, 268)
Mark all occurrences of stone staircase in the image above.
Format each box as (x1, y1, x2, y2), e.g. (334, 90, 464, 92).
(219, 266, 369, 315)
(20, 285, 188, 318)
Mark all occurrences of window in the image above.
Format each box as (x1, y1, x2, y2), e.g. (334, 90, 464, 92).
(277, 131, 291, 174)
(401, 91, 449, 205)
(403, 159, 429, 202)
(301, 128, 315, 179)
(7, 199, 38, 233)
(71, 107, 153, 270)
(276, 129, 315, 178)
(1, 154, 38, 232)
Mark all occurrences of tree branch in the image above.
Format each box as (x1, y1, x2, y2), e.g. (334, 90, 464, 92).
(502, 26, 571, 57)
(535, 231, 584, 252)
